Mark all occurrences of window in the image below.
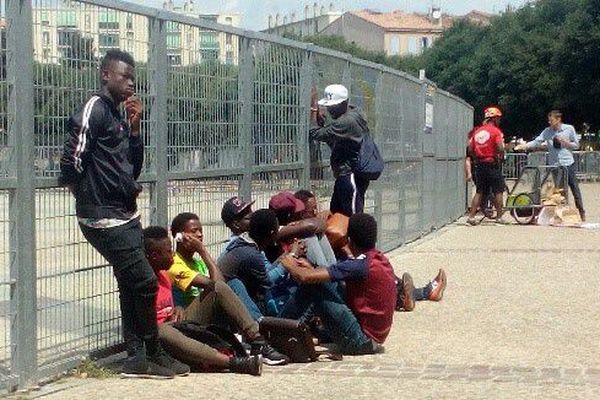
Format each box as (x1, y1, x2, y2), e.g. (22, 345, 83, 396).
(421, 37, 429, 49)
(407, 36, 418, 55)
(389, 36, 400, 55)
(225, 50, 234, 65)
(40, 11, 50, 25)
(200, 32, 217, 46)
(85, 15, 91, 30)
(57, 29, 77, 46)
(167, 53, 182, 66)
(126, 15, 133, 30)
(225, 17, 233, 25)
(166, 34, 181, 49)
(42, 48, 50, 60)
(126, 32, 134, 49)
(57, 11, 77, 27)
(42, 31, 50, 46)
(99, 33, 119, 48)
(200, 49, 218, 61)
(99, 13, 119, 30)
(166, 21, 180, 33)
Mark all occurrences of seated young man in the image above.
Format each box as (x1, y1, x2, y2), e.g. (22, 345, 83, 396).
(166, 212, 289, 366)
(278, 213, 399, 355)
(143, 225, 263, 375)
(220, 198, 306, 318)
(220, 196, 255, 255)
(219, 210, 383, 354)
(292, 190, 448, 313)
(269, 191, 337, 268)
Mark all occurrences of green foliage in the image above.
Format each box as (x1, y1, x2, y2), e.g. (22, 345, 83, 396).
(419, 0, 600, 138)
(286, 32, 422, 76)
(288, 0, 600, 138)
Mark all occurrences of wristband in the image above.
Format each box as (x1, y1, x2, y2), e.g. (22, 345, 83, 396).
(310, 108, 318, 112)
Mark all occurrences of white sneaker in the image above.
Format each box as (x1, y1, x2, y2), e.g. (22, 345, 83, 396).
(495, 215, 510, 225)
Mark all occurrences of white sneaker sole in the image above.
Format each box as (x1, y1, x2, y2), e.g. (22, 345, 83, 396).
(262, 357, 289, 366)
(120, 372, 175, 379)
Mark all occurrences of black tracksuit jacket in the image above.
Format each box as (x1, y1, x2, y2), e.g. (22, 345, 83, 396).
(60, 92, 143, 220)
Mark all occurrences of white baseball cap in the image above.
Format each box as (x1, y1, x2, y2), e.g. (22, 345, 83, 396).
(318, 84, 349, 107)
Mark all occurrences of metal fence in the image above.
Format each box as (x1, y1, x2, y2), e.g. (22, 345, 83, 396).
(0, 0, 473, 391)
(503, 152, 600, 181)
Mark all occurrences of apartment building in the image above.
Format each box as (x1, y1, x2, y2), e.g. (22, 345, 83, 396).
(31, 0, 240, 66)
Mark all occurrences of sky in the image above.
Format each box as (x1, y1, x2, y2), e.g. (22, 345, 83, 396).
(142, 0, 530, 30)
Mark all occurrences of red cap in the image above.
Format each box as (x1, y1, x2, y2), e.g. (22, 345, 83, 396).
(268, 192, 305, 214)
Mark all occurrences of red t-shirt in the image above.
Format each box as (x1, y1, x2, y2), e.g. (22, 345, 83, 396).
(342, 249, 396, 343)
(155, 270, 175, 325)
(469, 123, 504, 163)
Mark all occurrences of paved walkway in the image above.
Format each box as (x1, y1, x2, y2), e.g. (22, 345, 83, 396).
(15, 183, 600, 399)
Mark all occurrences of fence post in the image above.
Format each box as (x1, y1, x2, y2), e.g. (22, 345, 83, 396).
(372, 70, 385, 245)
(418, 81, 428, 235)
(238, 37, 254, 200)
(298, 50, 313, 191)
(7, 0, 37, 389)
(148, 17, 169, 227)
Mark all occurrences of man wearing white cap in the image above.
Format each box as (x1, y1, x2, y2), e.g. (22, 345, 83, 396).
(310, 84, 370, 216)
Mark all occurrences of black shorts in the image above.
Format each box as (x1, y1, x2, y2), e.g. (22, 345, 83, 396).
(474, 163, 505, 194)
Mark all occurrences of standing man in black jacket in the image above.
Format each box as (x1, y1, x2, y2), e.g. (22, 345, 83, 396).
(60, 50, 186, 379)
(310, 84, 370, 216)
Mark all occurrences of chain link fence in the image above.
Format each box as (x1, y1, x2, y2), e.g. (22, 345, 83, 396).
(0, 0, 473, 391)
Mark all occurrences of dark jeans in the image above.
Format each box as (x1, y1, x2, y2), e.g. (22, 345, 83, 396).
(330, 173, 370, 217)
(80, 219, 159, 358)
(279, 282, 372, 355)
(566, 163, 585, 214)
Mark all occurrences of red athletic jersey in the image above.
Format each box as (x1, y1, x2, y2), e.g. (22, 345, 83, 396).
(469, 123, 504, 163)
(344, 249, 396, 343)
(155, 270, 175, 325)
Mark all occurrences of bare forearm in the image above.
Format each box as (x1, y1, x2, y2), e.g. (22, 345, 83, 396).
(198, 249, 224, 282)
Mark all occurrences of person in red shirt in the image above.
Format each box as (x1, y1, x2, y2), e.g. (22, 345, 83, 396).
(466, 106, 507, 225)
(279, 213, 405, 354)
(143, 225, 277, 376)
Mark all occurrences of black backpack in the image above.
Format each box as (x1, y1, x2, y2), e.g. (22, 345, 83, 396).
(171, 321, 247, 370)
(354, 133, 384, 180)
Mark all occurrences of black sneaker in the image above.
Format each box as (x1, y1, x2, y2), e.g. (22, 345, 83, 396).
(121, 355, 175, 379)
(250, 341, 289, 366)
(229, 355, 263, 376)
(149, 349, 191, 377)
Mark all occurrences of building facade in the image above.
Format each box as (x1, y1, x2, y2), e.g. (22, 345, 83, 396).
(31, 0, 240, 66)
(265, 7, 491, 57)
(262, 3, 342, 38)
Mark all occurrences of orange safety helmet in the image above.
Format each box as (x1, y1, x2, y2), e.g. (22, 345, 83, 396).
(484, 106, 503, 119)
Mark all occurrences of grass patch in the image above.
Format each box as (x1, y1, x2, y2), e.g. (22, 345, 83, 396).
(71, 358, 116, 379)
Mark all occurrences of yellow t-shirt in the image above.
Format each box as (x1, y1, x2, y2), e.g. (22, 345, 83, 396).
(166, 253, 208, 306)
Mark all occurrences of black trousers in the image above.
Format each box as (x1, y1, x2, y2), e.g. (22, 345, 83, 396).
(80, 218, 159, 358)
(330, 173, 370, 217)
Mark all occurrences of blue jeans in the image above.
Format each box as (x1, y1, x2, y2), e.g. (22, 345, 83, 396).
(227, 278, 264, 321)
(304, 235, 337, 267)
(279, 282, 372, 355)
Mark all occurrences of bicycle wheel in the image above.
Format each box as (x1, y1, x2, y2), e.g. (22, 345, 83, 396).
(510, 193, 536, 225)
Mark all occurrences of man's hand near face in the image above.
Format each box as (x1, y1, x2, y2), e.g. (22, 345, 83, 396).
(124, 96, 143, 136)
